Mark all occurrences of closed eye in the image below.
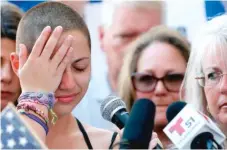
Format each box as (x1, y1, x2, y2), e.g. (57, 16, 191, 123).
(72, 57, 89, 72)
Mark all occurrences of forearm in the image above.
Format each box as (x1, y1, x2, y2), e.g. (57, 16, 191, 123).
(21, 112, 47, 142)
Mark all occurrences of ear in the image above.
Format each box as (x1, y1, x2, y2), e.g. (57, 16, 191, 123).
(10, 52, 19, 76)
(98, 25, 105, 51)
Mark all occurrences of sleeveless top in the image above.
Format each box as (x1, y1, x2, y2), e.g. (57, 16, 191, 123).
(76, 118, 118, 149)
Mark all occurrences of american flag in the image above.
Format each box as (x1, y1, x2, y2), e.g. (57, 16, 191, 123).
(1, 103, 46, 149)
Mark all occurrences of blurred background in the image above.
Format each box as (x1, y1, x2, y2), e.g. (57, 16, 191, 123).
(3, 0, 227, 129)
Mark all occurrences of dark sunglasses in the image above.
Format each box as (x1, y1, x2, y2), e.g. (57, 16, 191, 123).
(131, 72, 184, 92)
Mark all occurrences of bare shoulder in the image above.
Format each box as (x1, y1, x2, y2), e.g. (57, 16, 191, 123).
(83, 124, 120, 149)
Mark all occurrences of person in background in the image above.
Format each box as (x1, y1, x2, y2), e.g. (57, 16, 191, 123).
(118, 26, 190, 148)
(1, 2, 23, 111)
(80, 0, 164, 129)
(99, 0, 164, 92)
(182, 14, 227, 147)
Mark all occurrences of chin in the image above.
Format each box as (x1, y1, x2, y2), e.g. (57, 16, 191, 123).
(155, 117, 168, 129)
(1, 99, 12, 111)
(218, 116, 227, 125)
(53, 103, 75, 117)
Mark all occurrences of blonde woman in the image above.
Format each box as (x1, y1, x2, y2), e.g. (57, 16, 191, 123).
(182, 14, 227, 147)
(118, 26, 190, 148)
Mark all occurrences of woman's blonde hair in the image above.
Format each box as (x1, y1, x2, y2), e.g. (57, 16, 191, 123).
(118, 25, 190, 111)
(182, 14, 227, 116)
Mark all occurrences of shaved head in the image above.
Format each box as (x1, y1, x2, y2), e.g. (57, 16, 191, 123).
(16, 1, 90, 53)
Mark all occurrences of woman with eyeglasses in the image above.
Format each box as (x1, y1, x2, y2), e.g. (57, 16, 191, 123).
(183, 14, 227, 148)
(118, 25, 190, 148)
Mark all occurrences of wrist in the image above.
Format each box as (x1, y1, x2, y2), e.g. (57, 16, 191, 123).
(18, 92, 55, 109)
(17, 92, 58, 124)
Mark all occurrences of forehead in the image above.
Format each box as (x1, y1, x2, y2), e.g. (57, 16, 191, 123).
(54, 30, 90, 58)
(112, 6, 161, 34)
(202, 46, 227, 71)
(137, 42, 186, 73)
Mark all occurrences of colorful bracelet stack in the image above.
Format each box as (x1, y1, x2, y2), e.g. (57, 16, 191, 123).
(17, 103, 49, 124)
(17, 92, 58, 135)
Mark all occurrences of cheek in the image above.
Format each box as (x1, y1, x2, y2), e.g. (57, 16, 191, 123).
(135, 91, 180, 102)
(171, 93, 181, 101)
(78, 72, 90, 92)
(135, 91, 153, 100)
(12, 75, 21, 90)
(204, 88, 218, 113)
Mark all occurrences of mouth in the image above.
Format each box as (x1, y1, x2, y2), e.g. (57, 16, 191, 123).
(220, 103, 227, 109)
(56, 93, 78, 103)
(1, 91, 13, 99)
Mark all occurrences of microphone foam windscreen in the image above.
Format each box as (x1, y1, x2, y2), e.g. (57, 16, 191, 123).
(166, 101, 186, 122)
(122, 98, 156, 148)
(100, 95, 127, 121)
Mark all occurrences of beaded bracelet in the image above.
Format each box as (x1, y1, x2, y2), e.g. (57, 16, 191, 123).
(17, 103, 49, 124)
(19, 99, 49, 109)
(19, 111, 49, 135)
(18, 92, 58, 124)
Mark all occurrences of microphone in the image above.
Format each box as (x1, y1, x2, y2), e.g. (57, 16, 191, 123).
(166, 101, 186, 122)
(191, 132, 222, 149)
(163, 101, 226, 149)
(101, 95, 163, 149)
(100, 95, 129, 129)
(120, 98, 156, 149)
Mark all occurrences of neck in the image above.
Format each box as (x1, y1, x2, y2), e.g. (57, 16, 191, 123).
(219, 123, 227, 136)
(154, 126, 172, 148)
(48, 113, 78, 135)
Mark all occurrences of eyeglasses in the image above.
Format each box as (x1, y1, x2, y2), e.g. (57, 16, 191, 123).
(195, 72, 227, 87)
(131, 72, 184, 93)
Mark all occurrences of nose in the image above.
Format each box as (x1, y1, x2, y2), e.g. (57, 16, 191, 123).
(59, 67, 76, 90)
(219, 74, 227, 94)
(1, 63, 13, 84)
(154, 80, 168, 96)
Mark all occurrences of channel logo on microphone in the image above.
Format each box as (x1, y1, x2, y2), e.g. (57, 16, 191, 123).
(163, 104, 226, 149)
(168, 115, 196, 136)
(164, 104, 200, 140)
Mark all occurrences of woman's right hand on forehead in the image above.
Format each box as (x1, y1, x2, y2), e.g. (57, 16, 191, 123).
(18, 26, 73, 93)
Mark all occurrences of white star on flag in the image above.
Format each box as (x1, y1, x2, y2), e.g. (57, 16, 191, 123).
(19, 126, 26, 133)
(7, 139, 16, 149)
(6, 112, 14, 120)
(6, 124, 14, 134)
(19, 137, 28, 147)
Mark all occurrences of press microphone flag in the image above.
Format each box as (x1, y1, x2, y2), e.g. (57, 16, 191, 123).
(163, 103, 226, 149)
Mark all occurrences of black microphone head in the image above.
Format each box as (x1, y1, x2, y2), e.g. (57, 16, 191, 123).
(191, 132, 214, 149)
(100, 95, 127, 122)
(166, 101, 186, 122)
(121, 98, 156, 149)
